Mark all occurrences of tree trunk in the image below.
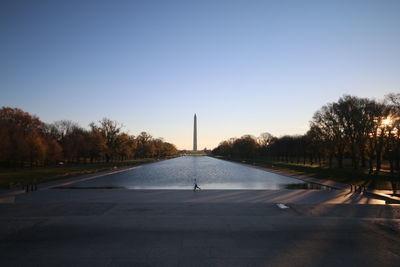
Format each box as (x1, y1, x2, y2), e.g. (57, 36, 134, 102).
(336, 154, 343, 168)
(360, 146, 366, 168)
(395, 145, 400, 171)
(328, 154, 333, 168)
(376, 150, 382, 172)
(368, 157, 374, 174)
(389, 149, 394, 174)
(351, 143, 358, 170)
(389, 159, 394, 174)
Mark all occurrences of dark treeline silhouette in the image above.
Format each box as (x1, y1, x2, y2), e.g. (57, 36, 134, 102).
(213, 94, 400, 175)
(0, 107, 178, 168)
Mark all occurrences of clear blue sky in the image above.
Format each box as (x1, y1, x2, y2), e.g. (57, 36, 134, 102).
(1, 0, 399, 149)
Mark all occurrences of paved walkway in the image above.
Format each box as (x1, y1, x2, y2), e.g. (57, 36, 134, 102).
(1, 200, 399, 267)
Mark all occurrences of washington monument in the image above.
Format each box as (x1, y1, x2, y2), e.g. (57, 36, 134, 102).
(193, 114, 197, 152)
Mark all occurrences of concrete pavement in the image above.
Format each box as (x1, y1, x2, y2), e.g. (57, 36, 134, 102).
(1, 188, 400, 266)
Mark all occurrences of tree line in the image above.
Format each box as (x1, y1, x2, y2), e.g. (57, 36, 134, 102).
(0, 107, 178, 168)
(212, 93, 400, 175)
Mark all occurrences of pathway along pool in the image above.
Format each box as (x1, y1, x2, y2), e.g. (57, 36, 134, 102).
(61, 156, 331, 190)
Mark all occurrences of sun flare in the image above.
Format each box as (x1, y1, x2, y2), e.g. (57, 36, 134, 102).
(382, 116, 392, 126)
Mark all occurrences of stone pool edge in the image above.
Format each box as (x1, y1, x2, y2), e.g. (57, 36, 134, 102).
(217, 158, 400, 204)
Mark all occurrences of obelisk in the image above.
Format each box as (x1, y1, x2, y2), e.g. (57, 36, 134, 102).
(193, 114, 197, 152)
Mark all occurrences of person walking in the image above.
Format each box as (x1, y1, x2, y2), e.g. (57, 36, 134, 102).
(193, 178, 201, 191)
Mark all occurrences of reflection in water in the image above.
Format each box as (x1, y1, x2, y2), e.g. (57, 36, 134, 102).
(68, 156, 332, 190)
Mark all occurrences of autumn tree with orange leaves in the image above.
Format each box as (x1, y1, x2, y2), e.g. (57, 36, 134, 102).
(0, 107, 178, 168)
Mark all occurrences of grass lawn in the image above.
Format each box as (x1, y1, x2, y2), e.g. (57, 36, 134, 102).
(0, 158, 163, 189)
(214, 156, 399, 190)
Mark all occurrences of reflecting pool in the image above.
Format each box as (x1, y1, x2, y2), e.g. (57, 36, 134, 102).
(68, 156, 331, 190)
